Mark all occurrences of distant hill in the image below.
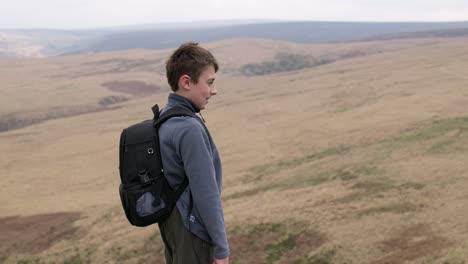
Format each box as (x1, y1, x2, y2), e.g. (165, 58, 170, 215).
(357, 27, 468, 41)
(0, 37, 458, 133)
(0, 29, 107, 57)
(1, 20, 468, 58)
(64, 21, 468, 55)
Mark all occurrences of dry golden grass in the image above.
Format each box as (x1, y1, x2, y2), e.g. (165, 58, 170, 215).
(1, 37, 468, 263)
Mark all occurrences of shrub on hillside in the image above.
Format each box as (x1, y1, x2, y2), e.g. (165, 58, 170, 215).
(240, 53, 333, 76)
(98, 95, 129, 107)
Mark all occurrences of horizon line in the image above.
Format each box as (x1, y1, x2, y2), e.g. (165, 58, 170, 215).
(2, 19, 468, 31)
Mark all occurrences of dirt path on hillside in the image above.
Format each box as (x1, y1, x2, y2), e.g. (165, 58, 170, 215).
(0, 212, 81, 255)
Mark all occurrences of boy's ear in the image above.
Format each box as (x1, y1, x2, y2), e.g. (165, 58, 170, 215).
(178, 75, 191, 91)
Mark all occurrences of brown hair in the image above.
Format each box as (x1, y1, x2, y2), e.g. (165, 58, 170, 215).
(166, 42, 219, 92)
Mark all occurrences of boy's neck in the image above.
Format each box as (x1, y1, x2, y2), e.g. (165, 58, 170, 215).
(169, 92, 200, 113)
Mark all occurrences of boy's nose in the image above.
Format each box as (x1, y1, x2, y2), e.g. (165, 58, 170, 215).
(211, 87, 217, 95)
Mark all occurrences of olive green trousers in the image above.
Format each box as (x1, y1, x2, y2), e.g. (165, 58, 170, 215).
(158, 207, 214, 264)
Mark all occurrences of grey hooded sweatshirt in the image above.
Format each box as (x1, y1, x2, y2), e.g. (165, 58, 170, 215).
(159, 93, 229, 259)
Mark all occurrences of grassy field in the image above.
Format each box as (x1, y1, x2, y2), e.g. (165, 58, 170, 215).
(1, 37, 468, 263)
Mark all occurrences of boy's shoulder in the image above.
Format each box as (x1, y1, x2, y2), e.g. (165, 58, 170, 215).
(160, 115, 205, 136)
(161, 115, 202, 129)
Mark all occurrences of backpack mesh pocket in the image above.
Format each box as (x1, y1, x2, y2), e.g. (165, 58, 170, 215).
(119, 177, 172, 227)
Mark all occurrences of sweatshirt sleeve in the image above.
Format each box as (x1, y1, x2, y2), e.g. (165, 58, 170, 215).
(174, 118, 230, 259)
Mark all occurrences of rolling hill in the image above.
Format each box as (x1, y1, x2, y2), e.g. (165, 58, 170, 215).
(2, 20, 468, 58)
(1, 36, 468, 263)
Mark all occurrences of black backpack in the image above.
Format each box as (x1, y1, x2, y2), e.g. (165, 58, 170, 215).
(118, 104, 196, 227)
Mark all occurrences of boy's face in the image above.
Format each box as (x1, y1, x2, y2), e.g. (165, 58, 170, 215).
(188, 65, 217, 110)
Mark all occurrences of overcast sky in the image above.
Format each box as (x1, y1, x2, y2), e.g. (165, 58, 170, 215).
(1, 0, 467, 29)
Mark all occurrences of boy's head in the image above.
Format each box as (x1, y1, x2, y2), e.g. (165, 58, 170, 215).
(166, 42, 219, 110)
(166, 42, 219, 92)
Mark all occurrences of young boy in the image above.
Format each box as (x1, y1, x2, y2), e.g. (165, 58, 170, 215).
(158, 42, 229, 264)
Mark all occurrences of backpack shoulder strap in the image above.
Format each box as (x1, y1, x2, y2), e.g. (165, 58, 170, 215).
(154, 105, 198, 127)
(152, 104, 200, 218)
